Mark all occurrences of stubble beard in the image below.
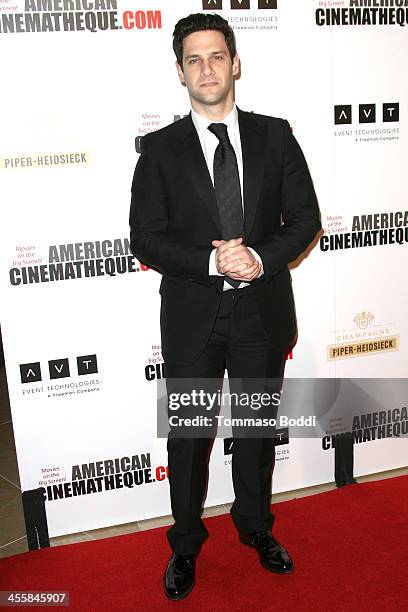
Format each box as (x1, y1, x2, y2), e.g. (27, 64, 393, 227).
(189, 79, 233, 108)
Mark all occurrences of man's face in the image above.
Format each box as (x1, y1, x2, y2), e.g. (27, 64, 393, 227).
(176, 30, 239, 109)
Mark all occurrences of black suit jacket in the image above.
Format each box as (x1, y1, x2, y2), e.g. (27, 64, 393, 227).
(129, 107, 321, 365)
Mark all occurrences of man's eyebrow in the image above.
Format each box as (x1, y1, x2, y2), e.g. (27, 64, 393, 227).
(184, 50, 226, 60)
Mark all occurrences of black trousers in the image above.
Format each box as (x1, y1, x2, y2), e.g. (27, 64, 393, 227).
(164, 285, 286, 555)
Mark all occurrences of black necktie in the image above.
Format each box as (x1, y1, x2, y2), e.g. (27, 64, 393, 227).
(208, 122, 245, 288)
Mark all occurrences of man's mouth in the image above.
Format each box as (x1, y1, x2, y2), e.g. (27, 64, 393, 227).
(200, 81, 218, 87)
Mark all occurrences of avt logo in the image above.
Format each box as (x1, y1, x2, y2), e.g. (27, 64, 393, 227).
(334, 103, 399, 125)
(202, 0, 277, 9)
(223, 428, 289, 454)
(20, 354, 98, 383)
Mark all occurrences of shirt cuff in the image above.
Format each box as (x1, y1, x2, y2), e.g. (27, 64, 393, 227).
(209, 248, 223, 276)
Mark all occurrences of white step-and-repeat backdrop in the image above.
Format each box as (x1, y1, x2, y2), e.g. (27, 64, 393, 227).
(1, 1, 407, 536)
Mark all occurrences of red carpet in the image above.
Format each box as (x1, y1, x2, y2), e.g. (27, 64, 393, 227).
(1, 475, 407, 611)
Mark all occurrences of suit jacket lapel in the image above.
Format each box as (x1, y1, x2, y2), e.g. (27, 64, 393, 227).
(173, 114, 222, 235)
(237, 107, 267, 240)
(171, 109, 267, 240)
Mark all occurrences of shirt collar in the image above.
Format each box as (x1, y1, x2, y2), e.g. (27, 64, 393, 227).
(191, 103, 238, 135)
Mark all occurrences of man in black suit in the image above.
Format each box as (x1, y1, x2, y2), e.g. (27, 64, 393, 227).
(130, 12, 321, 600)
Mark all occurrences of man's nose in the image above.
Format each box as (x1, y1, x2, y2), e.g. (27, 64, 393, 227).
(201, 59, 215, 75)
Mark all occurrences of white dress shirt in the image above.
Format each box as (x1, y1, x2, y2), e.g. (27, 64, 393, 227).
(191, 104, 263, 290)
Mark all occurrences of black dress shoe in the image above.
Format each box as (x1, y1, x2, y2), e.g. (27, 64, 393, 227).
(240, 530, 294, 574)
(163, 553, 195, 600)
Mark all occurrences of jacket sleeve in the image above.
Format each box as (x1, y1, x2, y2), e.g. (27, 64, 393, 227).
(248, 120, 322, 281)
(129, 135, 212, 279)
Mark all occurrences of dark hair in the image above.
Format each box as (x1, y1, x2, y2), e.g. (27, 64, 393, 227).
(173, 13, 236, 68)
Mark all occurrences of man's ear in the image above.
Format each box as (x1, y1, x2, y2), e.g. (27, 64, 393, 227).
(176, 61, 185, 85)
(232, 53, 240, 77)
